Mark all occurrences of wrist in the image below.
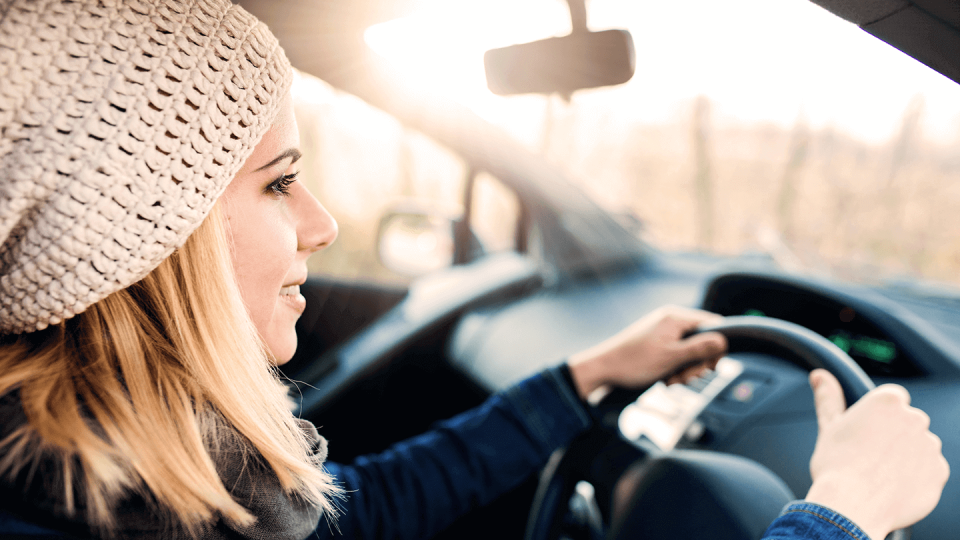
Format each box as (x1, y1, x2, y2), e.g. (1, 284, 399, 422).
(805, 477, 890, 540)
(779, 502, 873, 540)
(566, 353, 607, 400)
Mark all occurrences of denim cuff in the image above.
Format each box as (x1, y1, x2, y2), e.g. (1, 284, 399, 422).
(769, 501, 872, 540)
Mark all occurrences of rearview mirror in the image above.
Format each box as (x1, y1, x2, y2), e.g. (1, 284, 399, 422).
(483, 29, 635, 96)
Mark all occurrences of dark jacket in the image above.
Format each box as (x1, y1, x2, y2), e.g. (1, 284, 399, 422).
(0, 368, 867, 540)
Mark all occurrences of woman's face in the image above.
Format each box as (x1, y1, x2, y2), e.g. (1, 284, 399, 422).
(221, 94, 337, 364)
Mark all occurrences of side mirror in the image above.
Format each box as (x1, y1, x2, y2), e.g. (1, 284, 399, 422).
(483, 29, 635, 96)
(377, 208, 456, 277)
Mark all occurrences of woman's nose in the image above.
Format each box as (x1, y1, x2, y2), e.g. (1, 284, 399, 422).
(293, 181, 338, 253)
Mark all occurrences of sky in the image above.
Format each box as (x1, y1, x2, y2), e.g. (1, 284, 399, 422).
(364, 0, 960, 146)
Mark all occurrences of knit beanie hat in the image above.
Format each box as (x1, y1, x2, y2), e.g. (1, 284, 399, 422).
(0, 0, 293, 334)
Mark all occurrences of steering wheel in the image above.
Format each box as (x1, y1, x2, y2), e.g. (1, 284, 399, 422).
(525, 316, 907, 540)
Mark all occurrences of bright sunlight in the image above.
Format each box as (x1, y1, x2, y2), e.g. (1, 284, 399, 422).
(365, 0, 960, 145)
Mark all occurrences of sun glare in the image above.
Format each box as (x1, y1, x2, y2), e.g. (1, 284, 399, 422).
(364, 0, 569, 96)
(364, 0, 960, 146)
(363, 0, 571, 130)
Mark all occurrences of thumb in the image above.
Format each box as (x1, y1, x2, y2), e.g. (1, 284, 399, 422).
(810, 369, 847, 429)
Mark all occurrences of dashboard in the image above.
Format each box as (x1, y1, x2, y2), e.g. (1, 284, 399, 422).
(588, 269, 960, 540)
(304, 254, 960, 540)
(450, 263, 960, 539)
(701, 272, 936, 378)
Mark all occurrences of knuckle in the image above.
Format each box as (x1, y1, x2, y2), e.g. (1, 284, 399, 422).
(923, 428, 942, 445)
(890, 407, 930, 432)
(890, 384, 912, 402)
(929, 432, 943, 452)
(657, 305, 677, 317)
(910, 408, 932, 429)
(692, 339, 712, 355)
(873, 384, 910, 405)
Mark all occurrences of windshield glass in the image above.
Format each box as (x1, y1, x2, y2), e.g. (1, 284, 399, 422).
(363, 0, 960, 291)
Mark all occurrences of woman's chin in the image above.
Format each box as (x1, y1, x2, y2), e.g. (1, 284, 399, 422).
(265, 335, 297, 365)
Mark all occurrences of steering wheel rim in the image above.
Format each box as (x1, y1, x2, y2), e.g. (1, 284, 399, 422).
(525, 315, 907, 540)
(695, 316, 875, 405)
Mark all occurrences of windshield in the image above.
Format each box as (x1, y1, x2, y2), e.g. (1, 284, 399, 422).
(361, 0, 960, 291)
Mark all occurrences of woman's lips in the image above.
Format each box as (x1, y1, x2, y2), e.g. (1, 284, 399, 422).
(279, 284, 306, 313)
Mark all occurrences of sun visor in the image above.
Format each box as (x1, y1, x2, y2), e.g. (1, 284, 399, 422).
(807, 0, 909, 25)
(864, 5, 960, 84)
(809, 0, 960, 86)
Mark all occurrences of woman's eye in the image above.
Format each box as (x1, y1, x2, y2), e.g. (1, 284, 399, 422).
(266, 171, 299, 197)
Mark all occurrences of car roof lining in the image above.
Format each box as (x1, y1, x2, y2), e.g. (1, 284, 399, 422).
(808, 0, 909, 25)
(913, 0, 960, 27)
(809, 0, 960, 84)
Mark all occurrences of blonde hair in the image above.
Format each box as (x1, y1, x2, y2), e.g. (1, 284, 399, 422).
(0, 203, 340, 536)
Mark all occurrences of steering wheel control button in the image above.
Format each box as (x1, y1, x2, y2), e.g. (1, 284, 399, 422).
(731, 380, 757, 402)
(715, 376, 772, 411)
(618, 358, 743, 450)
(684, 420, 706, 442)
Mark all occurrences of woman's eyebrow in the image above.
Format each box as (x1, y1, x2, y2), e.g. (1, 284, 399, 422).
(254, 148, 302, 172)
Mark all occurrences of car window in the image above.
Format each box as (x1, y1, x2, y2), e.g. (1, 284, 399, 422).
(470, 171, 521, 255)
(365, 0, 960, 291)
(292, 71, 468, 285)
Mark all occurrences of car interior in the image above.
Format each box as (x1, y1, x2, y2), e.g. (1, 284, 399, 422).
(2, 1, 959, 539)
(231, 0, 960, 539)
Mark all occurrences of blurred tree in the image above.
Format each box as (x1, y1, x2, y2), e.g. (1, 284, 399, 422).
(887, 95, 925, 190)
(692, 95, 715, 250)
(777, 113, 810, 242)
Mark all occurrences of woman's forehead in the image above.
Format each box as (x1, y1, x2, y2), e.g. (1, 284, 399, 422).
(237, 95, 299, 176)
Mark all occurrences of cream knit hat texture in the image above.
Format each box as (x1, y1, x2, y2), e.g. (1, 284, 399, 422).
(0, 0, 293, 334)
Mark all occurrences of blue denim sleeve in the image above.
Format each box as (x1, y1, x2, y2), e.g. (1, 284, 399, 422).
(313, 366, 592, 540)
(762, 502, 872, 540)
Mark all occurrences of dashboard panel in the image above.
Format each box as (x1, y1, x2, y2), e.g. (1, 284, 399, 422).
(701, 273, 924, 378)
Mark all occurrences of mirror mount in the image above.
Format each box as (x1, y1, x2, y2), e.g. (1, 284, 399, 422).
(565, 0, 587, 34)
(561, 0, 587, 102)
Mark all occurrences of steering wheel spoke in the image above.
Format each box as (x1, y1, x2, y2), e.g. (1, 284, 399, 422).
(618, 357, 744, 451)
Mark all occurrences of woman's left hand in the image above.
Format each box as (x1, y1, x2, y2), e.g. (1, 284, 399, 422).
(566, 305, 727, 400)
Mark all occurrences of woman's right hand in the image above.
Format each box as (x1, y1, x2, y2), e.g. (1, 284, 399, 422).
(804, 369, 950, 540)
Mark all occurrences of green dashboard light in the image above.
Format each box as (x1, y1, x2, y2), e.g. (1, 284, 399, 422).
(852, 337, 896, 364)
(829, 334, 851, 353)
(829, 332, 896, 364)
(744, 309, 766, 317)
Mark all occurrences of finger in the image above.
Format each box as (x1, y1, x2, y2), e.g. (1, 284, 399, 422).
(873, 383, 912, 406)
(928, 431, 943, 454)
(664, 306, 725, 329)
(673, 331, 727, 364)
(667, 363, 708, 385)
(811, 369, 846, 429)
(707, 356, 721, 370)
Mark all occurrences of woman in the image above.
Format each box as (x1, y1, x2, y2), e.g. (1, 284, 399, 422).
(0, 1, 947, 539)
